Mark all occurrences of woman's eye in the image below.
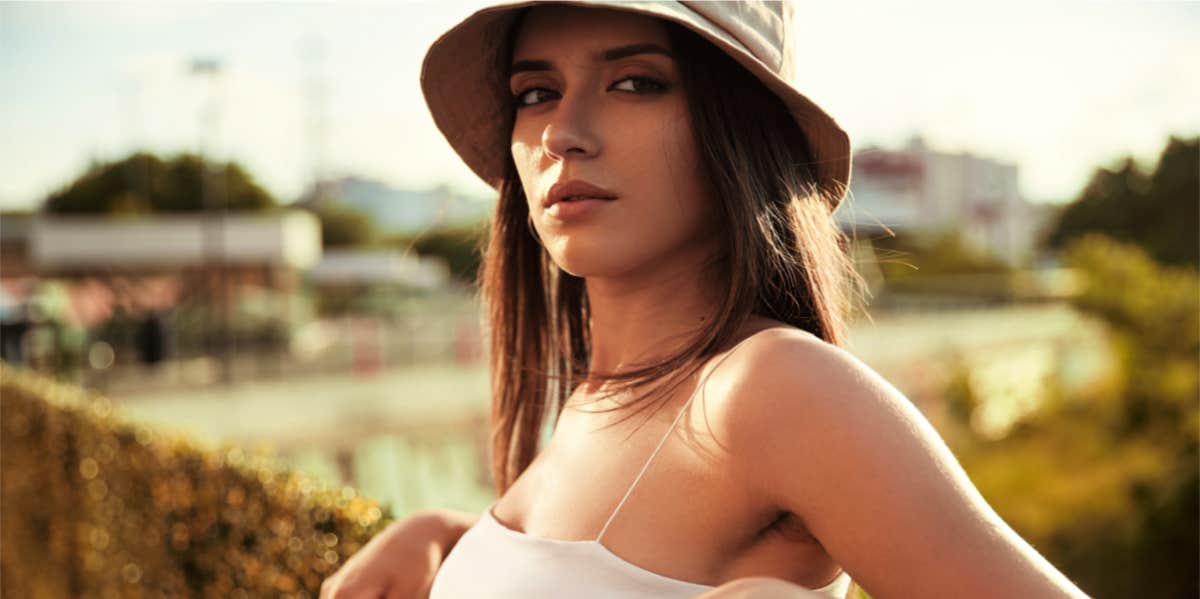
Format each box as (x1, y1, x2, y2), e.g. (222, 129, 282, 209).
(610, 75, 666, 94)
(513, 87, 558, 107)
(512, 76, 667, 109)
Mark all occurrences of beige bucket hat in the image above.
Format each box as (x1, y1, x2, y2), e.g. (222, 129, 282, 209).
(420, 0, 852, 206)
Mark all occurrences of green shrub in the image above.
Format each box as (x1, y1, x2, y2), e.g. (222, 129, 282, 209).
(386, 223, 488, 285)
(0, 363, 393, 598)
(948, 233, 1198, 598)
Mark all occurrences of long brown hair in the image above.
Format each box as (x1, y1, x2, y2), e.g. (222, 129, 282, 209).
(475, 9, 869, 495)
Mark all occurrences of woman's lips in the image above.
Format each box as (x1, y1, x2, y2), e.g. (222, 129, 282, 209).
(544, 197, 614, 221)
(545, 179, 618, 208)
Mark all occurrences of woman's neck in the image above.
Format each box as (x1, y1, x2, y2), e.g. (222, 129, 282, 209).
(583, 251, 725, 378)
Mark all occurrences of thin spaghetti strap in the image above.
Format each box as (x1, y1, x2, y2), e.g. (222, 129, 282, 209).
(594, 335, 759, 543)
(594, 383, 699, 543)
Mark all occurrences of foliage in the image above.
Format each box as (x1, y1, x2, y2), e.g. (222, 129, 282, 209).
(306, 201, 378, 248)
(1047, 136, 1199, 269)
(871, 229, 1012, 279)
(1061, 234, 1199, 431)
(384, 223, 489, 284)
(946, 234, 1198, 599)
(43, 152, 277, 214)
(0, 363, 393, 598)
(867, 229, 1015, 301)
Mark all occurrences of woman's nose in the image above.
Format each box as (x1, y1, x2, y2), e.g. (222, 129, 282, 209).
(541, 89, 601, 163)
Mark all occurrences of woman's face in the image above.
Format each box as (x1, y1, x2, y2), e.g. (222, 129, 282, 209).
(509, 5, 721, 279)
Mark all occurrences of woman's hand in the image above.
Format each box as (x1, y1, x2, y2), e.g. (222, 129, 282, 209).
(319, 509, 478, 599)
(691, 577, 831, 599)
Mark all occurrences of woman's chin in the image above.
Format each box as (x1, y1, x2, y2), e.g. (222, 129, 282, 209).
(547, 243, 634, 279)
(552, 256, 620, 279)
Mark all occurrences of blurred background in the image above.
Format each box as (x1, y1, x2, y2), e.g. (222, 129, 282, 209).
(1, 1, 1196, 598)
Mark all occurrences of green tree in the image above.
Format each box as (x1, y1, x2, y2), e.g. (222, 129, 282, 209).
(872, 229, 1012, 279)
(309, 201, 377, 248)
(43, 152, 276, 214)
(384, 223, 488, 284)
(1048, 136, 1198, 269)
(1141, 137, 1200, 267)
(1061, 234, 1198, 434)
(953, 234, 1198, 598)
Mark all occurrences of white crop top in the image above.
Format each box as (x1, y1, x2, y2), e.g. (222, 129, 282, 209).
(429, 336, 854, 598)
(428, 501, 853, 598)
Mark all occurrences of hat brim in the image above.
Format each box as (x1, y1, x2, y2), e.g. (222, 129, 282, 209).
(420, 0, 851, 206)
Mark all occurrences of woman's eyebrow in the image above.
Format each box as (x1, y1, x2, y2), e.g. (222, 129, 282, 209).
(509, 42, 674, 76)
(602, 42, 673, 61)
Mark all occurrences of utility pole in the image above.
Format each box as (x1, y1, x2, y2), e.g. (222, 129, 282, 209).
(301, 35, 331, 205)
(188, 57, 233, 386)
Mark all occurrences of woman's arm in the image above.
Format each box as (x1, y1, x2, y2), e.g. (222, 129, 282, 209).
(715, 330, 1091, 599)
(428, 507, 481, 554)
(319, 508, 480, 599)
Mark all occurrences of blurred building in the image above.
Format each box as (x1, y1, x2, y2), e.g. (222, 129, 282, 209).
(836, 136, 1061, 266)
(298, 176, 492, 234)
(307, 248, 452, 317)
(25, 210, 321, 329)
(308, 249, 449, 290)
(30, 211, 321, 276)
(0, 212, 34, 278)
(0, 211, 322, 374)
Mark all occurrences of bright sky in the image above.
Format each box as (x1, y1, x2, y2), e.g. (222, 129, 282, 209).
(2, 1, 1197, 211)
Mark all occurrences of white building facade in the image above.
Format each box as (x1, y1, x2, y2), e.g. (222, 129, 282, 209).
(834, 136, 1056, 267)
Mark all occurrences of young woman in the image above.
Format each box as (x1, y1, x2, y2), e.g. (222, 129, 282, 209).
(320, 2, 1091, 598)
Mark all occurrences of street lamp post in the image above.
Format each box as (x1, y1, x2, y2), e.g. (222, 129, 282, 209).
(188, 57, 233, 386)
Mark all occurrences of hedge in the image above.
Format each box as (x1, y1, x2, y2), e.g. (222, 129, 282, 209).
(0, 362, 393, 598)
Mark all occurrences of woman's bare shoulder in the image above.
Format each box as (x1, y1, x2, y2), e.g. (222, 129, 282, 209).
(695, 317, 908, 471)
(709, 316, 822, 364)
(701, 320, 1091, 598)
(715, 317, 836, 384)
(691, 318, 849, 441)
